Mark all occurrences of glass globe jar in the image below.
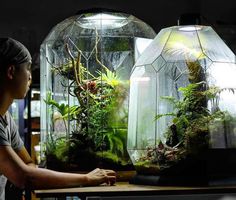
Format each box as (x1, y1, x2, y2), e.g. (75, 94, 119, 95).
(40, 9, 156, 171)
(128, 25, 236, 185)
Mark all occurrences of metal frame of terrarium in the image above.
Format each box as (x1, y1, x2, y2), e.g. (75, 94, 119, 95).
(127, 24, 236, 186)
(40, 8, 156, 172)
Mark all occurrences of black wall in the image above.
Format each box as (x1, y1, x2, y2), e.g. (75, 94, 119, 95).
(1, 0, 236, 83)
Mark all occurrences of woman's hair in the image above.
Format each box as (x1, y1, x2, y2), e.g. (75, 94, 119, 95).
(0, 37, 32, 67)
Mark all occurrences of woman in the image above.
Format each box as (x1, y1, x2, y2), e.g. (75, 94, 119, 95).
(0, 37, 116, 199)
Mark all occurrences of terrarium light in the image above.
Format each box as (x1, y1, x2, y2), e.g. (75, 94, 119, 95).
(178, 25, 202, 31)
(80, 13, 128, 29)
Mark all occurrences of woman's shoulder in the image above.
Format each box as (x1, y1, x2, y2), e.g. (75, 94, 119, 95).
(5, 111, 16, 126)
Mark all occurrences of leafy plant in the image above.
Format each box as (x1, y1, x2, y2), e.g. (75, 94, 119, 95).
(44, 40, 131, 170)
(135, 60, 236, 173)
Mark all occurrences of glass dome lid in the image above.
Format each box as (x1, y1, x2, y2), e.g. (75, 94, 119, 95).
(134, 25, 235, 67)
(41, 9, 156, 80)
(43, 10, 155, 43)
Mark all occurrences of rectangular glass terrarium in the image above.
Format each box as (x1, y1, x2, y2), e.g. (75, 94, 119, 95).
(40, 10, 156, 171)
(128, 25, 236, 185)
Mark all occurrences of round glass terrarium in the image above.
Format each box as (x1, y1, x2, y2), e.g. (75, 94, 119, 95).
(128, 25, 236, 185)
(40, 9, 156, 171)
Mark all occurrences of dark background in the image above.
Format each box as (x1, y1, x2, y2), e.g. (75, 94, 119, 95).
(1, 0, 236, 83)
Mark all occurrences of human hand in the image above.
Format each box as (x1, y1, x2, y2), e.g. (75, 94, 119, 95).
(85, 168, 116, 186)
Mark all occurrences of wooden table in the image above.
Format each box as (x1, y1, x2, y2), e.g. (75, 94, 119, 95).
(34, 182, 236, 200)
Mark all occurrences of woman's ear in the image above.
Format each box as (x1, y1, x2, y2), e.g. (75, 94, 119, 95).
(7, 65, 15, 79)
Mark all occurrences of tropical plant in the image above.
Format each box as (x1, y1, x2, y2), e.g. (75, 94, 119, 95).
(43, 37, 132, 170)
(135, 60, 236, 173)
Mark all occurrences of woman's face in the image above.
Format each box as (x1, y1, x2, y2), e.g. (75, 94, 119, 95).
(11, 62, 32, 99)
